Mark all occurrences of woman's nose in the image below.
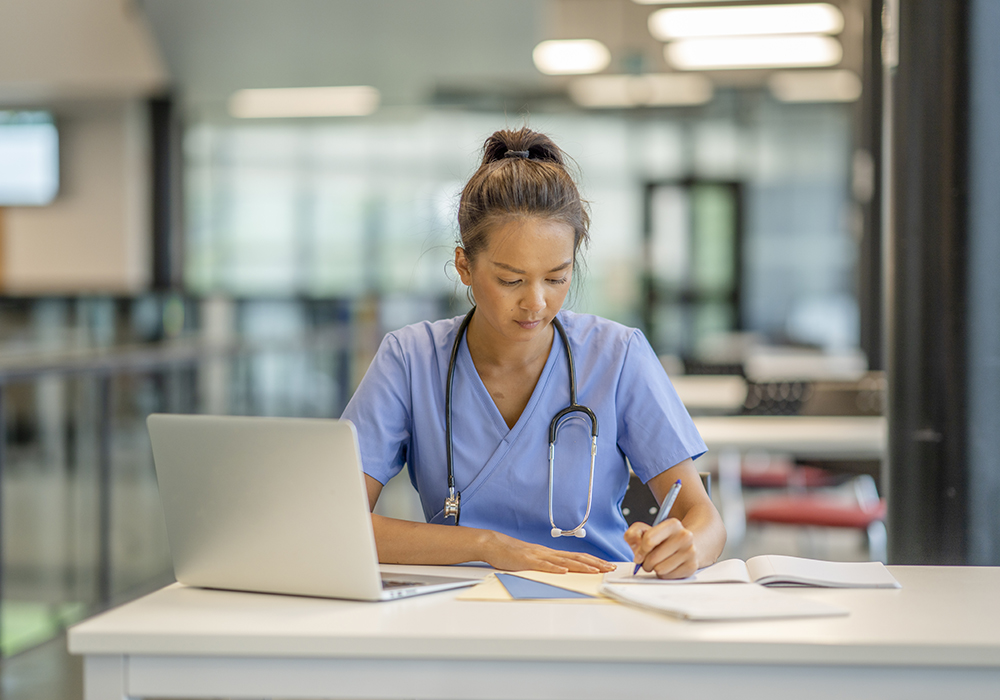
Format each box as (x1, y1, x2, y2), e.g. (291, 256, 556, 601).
(521, 284, 546, 313)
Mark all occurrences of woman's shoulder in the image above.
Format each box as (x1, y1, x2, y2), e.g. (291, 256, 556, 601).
(384, 315, 464, 358)
(557, 310, 642, 349)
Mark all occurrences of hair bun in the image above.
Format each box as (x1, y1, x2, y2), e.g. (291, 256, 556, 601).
(482, 127, 565, 167)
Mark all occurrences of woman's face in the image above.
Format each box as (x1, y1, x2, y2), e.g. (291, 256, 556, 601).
(455, 217, 575, 348)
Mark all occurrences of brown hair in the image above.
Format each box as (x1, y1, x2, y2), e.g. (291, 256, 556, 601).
(457, 128, 590, 265)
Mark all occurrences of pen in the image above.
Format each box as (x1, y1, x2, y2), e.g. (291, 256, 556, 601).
(632, 479, 683, 575)
(652, 479, 682, 527)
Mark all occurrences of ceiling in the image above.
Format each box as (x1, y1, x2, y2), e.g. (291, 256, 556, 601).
(139, 0, 866, 120)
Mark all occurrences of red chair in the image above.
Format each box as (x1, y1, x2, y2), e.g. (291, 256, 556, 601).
(744, 475, 887, 562)
(741, 463, 840, 490)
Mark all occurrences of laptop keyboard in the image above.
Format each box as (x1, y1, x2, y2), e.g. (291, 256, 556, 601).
(381, 578, 424, 589)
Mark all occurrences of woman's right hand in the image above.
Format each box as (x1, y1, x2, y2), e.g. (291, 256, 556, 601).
(481, 531, 615, 574)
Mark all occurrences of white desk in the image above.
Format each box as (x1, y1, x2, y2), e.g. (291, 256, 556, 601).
(69, 565, 1000, 700)
(693, 415, 886, 460)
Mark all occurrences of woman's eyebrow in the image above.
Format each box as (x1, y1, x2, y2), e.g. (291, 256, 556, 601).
(492, 260, 573, 274)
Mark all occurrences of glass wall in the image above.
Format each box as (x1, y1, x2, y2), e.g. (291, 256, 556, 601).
(184, 98, 857, 355)
(0, 296, 357, 656)
(0, 96, 860, 657)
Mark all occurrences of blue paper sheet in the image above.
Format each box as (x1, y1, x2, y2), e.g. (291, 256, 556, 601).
(495, 573, 594, 600)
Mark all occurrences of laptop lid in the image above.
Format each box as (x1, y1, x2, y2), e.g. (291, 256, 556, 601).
(148, 414, 388, 601)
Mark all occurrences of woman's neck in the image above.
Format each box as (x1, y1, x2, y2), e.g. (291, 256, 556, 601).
(465, 313, 554, 370)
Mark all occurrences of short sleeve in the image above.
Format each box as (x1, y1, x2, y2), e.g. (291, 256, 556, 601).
(340, 333, 411, 485)
(615, 330, 707, 483)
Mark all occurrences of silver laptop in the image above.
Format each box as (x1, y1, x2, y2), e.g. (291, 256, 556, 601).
(147, 414, 478, 600)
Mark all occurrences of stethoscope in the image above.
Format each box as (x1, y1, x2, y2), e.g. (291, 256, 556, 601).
(443, 308, 599, 538)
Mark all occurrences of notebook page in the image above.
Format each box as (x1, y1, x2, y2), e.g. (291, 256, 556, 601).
(600, 582, 849, 620)
(746, 555, 901, 588)
(604, 558, 753, 585)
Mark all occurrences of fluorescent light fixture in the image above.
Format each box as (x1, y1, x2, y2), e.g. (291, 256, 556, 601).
(633, 0, 757, 4)
(228, 86, 380, 118)
(569, 74, 714, 108)
(768, 69, 862, 102)
(533, 39, 611, 75)
(666, 35, 842, 70)
(632, 0, 756, 5)
(649, 3, 843, 40)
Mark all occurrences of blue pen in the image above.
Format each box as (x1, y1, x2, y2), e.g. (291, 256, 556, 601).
(652, 479, 683, 527)
(633, 479, 683, 575)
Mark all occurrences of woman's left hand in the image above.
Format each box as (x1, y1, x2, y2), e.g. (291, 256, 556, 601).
(624, 518, 699, 579)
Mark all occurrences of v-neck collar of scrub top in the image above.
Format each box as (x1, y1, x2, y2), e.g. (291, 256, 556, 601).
(456, 319, 564, 449)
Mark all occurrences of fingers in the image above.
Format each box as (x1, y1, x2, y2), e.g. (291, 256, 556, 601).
(528, 559, 570, 574)
(542, 550, 614, 574)
(630, 518, 698, 579)
(630, 518, 684, 561)
(559, 554, 615, 573)
(623, 522, 650, 550)
(489, 536, 614, 574)
(649, 547, 698, 579)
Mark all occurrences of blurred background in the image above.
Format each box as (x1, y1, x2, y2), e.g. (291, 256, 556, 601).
(1, 1, 998, 696)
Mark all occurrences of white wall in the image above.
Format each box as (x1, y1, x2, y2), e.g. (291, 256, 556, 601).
(2, 100, 153, 292)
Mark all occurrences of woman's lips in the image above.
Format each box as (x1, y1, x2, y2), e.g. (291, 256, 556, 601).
(517, 319, 542, 330)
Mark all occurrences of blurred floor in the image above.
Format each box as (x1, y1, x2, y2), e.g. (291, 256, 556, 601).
(1, 635, 82, 700)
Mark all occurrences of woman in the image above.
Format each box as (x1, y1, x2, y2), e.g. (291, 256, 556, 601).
(342, 128, 725, 578)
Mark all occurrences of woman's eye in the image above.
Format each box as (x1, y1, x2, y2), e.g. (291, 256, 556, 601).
(499, 279, 520, 287)
(549, 277, 569, 285)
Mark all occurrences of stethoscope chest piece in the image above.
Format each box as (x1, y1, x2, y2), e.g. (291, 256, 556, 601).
(443, 490, 461, 524)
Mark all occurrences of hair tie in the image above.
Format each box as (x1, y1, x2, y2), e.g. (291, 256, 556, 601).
(504, 150, 530, 159)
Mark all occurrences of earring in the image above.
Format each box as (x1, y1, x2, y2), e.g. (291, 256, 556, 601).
(465, 286, 476, 307)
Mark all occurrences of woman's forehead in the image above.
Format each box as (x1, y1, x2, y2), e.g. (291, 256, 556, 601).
(484, 218, 575, 262)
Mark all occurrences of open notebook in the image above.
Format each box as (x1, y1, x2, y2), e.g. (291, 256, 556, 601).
(606, 555, 901, 589)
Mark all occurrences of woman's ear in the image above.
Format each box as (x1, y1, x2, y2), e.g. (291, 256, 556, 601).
(455, 247, 473, 286)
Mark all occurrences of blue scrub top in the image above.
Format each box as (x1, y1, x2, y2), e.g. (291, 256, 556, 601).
(341, 310, 707, 562)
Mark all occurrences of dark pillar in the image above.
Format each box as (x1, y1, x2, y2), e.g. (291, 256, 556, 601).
(150, 96, 185, 290)
(965, 0, 1000, 565)
(884, 0, 968, 564)
(856, 0, 882, 371)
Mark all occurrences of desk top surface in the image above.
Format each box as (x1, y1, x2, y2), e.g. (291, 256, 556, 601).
(692, 415, 886, 458)
(69, 565, 1000, 668)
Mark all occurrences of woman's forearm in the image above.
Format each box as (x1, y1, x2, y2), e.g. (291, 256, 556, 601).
(371, 514, 495, 565)
(371, 514, 615, 573)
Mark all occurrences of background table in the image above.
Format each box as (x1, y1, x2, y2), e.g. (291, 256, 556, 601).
(69, 564, 1000, 700)
(692, 415, 886, 460)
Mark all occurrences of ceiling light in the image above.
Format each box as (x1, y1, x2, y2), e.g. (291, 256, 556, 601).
(633, 0, 757, 4)
(768, 69, 862, 102)
(569, 74, 714, 108)
(649, 3, 843, 40)
(228, 86, 380, 118)
(666, 35, 843, 71)
(533, 40, 611, 75)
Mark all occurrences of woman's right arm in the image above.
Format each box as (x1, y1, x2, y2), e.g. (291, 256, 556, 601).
(365, 475, 613, 574)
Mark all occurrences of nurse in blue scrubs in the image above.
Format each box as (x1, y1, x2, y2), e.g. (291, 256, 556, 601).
(342, 128, 726, 578)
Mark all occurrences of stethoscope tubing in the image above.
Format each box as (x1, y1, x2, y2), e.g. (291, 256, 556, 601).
(445, 308, 599, 536)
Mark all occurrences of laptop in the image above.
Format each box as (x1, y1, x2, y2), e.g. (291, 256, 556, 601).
(147, 414, 479, 600)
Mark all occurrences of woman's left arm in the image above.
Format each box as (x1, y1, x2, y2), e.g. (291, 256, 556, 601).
(624, 458, 727, 579)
